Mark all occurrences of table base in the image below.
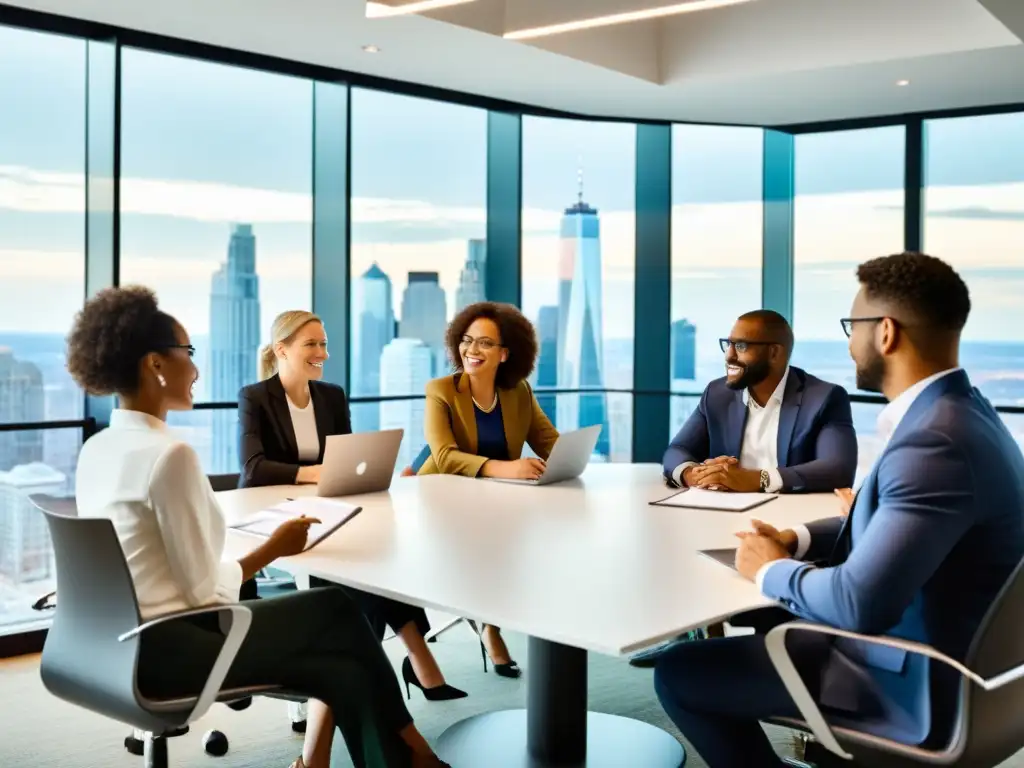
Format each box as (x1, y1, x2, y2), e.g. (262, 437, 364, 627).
(437, 636, 685, 767)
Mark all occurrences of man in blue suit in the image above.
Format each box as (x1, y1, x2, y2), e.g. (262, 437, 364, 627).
(664, 309, 857, 495)
(654, 253, 1024, 766)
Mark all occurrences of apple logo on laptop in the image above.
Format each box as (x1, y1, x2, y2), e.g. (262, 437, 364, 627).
(356, 461, 368, 476)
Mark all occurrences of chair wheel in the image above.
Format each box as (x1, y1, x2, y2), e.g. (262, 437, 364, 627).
(124, 735, 144, 756)
(291, 719, 307, 733)
(203, 730, 229, 757)
(226, 697, 252, 711)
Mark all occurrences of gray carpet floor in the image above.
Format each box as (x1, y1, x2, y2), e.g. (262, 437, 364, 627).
(2, 622, 1021, 767)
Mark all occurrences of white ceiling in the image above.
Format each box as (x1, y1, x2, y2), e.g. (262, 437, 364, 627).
(6, 0, 1024, 125)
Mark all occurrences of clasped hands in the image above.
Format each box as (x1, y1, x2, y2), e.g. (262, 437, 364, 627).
(733, 489, 854, 581)
(682, 456, 761, 493)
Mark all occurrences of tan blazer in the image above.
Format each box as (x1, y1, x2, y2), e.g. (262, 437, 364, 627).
(418, 373, 559, 477)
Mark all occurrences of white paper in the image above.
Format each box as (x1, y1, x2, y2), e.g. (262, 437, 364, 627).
(652, 488, 776, 512)
(230, 497, 362, 550)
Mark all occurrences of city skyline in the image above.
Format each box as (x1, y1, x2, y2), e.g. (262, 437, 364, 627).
(4, 22, 1024, 633)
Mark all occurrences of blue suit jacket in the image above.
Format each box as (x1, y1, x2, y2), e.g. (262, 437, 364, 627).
(663, 367, 857, 493)
(762, 370, 1024, 744)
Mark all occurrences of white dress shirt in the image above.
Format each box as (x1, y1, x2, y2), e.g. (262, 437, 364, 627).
(76, 409, 243, 620)
(754, 368, 963, 592)
(287, 395, 320, 462)
(673, 368, 788, 493)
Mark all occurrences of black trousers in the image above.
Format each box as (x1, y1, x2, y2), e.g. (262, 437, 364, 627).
(137, 587, 413, 768)
(309, 575, 430, 642)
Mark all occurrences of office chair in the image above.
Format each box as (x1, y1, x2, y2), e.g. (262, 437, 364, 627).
(32, 495, 304, 768)
(764, 554, 1024, 767)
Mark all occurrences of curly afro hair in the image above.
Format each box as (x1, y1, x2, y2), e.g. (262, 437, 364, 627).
(66, 285, 179, 396)
(857, 252, 971, 332)
(445, 301, 538, 390)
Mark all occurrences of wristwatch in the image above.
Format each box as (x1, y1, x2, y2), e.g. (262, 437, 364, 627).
(759, 469, 770, 492)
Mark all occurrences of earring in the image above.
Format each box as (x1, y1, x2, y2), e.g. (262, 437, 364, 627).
(157, 374, 166, 388)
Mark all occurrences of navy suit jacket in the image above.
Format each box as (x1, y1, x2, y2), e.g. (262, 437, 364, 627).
(663, 367, 857, 493)
(762, 370, 1024, 744)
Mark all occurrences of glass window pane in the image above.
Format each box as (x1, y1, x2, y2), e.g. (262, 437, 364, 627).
(0, 427, 81, 635)
(0, 26, 86, 425)
(119, 49, 314, 474)
(671, 125, 763, 394)
(792, 127, 905, 392)
(349, 89, 487, 469)
(924, 113, 1024, 407)
(521, 117, 636, 462)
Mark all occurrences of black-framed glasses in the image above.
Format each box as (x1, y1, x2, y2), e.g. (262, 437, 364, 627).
(719, 338, 776, 354)
(839, 317, 886, 338)
(164, 344, 196, 357)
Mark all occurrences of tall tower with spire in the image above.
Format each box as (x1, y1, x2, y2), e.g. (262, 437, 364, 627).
(555, 167, 609, 458)
(209, 223, 261, 472)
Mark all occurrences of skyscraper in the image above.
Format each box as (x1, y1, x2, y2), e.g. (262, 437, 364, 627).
(534, 305, 559, 425)
(352, 263, 395, 432)
(209, 224, 261, 472)
(671, 319, 697, 381)
(0, 349, 43, 471)
(0, 463, 64, 589)
(556, 173, 610, 458)
(399, 272, 448, 377)
(379, 338, 433, 469)
(455, 239, 487, 312)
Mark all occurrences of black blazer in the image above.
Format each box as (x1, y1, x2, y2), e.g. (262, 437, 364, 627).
(237, 374, 352, 488)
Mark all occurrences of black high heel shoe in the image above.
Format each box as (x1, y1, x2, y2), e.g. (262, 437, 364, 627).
(480, 639, 522, 679)
(401, 657, 468, 701)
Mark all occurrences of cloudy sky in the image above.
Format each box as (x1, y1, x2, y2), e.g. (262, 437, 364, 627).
(2, 24, 1024, 350)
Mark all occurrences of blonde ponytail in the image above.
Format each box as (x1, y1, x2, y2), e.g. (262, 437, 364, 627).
(260, 310, 322, 381)
(258, 344, 278, 380)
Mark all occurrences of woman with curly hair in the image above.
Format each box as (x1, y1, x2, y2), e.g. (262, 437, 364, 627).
(67, 286, 447, 768)
(417, 301, 559, 678)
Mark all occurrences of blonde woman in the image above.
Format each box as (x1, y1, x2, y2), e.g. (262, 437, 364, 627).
(237, 312, 466, 764)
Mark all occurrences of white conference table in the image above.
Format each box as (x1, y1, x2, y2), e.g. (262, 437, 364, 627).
(218, 463, 837, 768)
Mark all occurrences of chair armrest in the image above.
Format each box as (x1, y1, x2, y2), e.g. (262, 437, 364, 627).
(765, 621, 1024, 760)
(119, 604, 253, 724)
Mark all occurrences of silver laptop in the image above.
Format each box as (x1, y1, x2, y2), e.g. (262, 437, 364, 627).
(495, 425, 602, 486)
(317, 429, 405, 497)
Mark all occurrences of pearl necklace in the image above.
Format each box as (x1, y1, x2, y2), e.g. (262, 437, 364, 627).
(473, 393, 499, 413)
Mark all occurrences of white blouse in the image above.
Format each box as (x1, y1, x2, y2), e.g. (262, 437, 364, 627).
(75, 409, 243, 620)
(287, 395, 320, 463)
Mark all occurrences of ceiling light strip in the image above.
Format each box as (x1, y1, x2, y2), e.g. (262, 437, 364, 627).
(504, 0, 757, 41)
(365, 0, 478, 18)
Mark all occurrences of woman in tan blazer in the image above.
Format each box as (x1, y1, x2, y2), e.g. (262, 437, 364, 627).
(418, 301, 558, 677)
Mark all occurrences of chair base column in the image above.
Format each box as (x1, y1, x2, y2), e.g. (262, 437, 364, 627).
(144, 734, 168, 768)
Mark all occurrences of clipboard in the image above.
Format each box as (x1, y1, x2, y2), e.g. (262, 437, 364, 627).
(649, 487, 777, 513)
(230, 497, 363, 552)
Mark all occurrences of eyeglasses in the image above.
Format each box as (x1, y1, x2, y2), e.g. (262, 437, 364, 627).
(459, 335, 501, 351)
(719, 338, 776, 354)
(839, 317, 886, 338)
(164, 344, 196, 357)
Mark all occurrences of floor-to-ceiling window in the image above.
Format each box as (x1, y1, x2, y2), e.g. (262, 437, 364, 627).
(348, 89, 487, 469)
(670, 124, 763, 432)
(924, 112, 1024, 451)
(791, 126, 905, 479)
(521, 117, 636, 462)
(119, 49, 314, 474)
(0, 25, 86, 635)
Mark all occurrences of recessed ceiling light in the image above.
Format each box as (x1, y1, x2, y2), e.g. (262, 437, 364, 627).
(362, 44, 381, 53)
(504, 0, 757, 41)
(896, 79, 911, 87)
(365, 0, 477, 18)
